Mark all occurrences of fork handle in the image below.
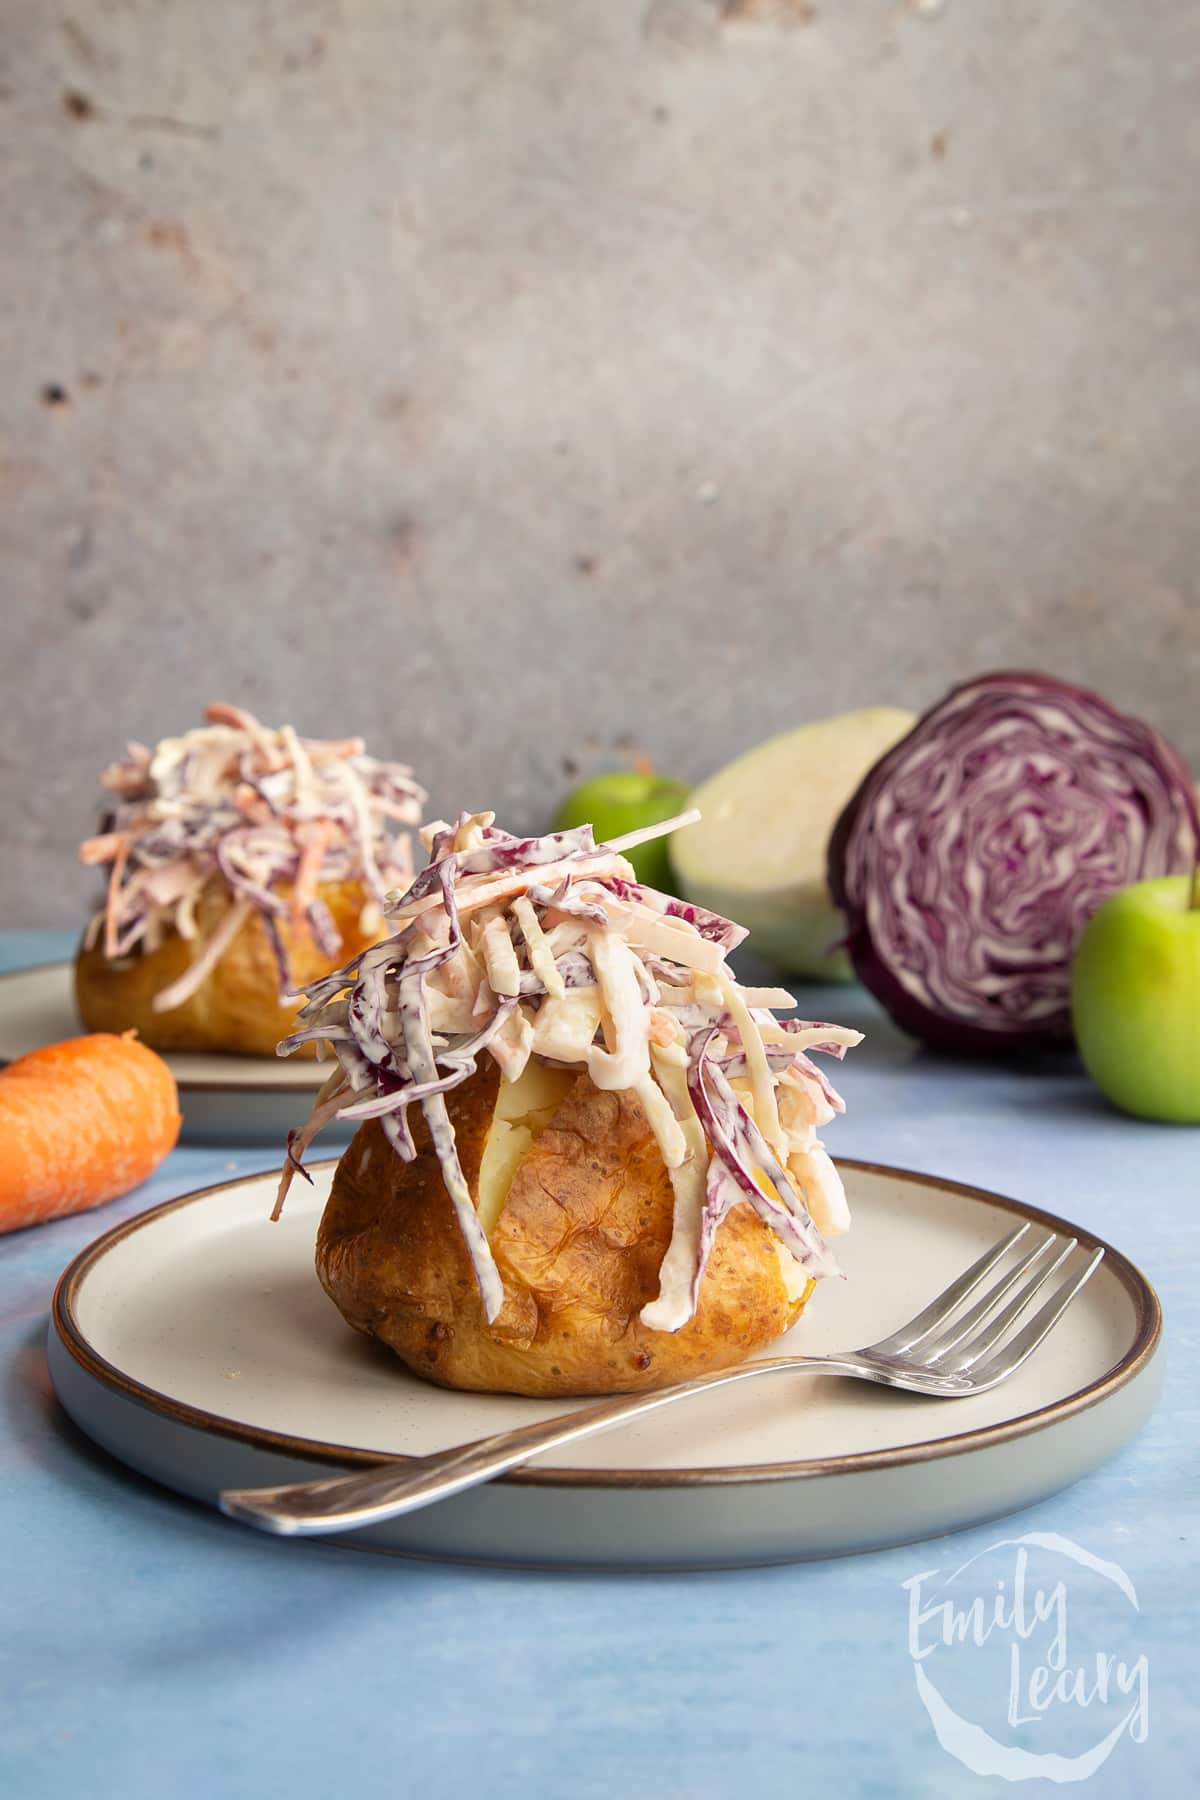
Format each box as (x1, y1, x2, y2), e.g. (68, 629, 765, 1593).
(219, 1354, 828, 1536)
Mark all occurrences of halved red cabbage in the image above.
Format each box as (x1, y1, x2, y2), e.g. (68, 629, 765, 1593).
(827, 671, 1200, 1052)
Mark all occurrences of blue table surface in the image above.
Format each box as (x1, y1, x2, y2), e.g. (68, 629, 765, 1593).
(1, 931, 1195, 1799)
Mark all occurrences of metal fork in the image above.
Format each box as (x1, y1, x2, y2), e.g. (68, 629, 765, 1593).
(219, 1222, 1103, 1537)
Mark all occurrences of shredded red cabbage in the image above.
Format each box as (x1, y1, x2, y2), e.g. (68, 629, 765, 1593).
(604, 875, 748, 949)
(276, 811, 860, 1328)
(80, 706, 425, 1008)
(687, 1029, 840, 1306)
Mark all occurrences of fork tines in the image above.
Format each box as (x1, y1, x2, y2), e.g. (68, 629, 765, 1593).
(874, 1219, 1105, 1390)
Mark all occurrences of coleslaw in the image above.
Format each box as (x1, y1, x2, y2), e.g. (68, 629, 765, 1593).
(275, 809, 862, 1334)
(80, 704, 426, 1012)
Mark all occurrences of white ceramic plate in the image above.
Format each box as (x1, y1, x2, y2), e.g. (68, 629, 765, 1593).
(0, 963, 337, 1143)
(47, 1161, 1161, 1568)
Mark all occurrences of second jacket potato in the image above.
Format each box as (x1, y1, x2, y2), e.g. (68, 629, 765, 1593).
(75, 876, 382, 1058)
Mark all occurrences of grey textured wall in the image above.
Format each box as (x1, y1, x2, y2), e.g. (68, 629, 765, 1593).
(3, 0, 1198, 925)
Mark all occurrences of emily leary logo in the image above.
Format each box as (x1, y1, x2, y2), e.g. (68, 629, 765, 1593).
(902, 1532, 1149, 1782)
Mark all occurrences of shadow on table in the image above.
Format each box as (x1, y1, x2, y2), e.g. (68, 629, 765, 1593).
(8, 1328, 458, 1680)
(8, 1321, 390, 1567)
(10, 1321, 240, 1532)
(12, 1322, 778, 1594)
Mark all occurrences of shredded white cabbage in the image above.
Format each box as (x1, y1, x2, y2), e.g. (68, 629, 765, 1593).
(277, 808, 863, 1331)
(586, 929, 652, 1093)
(512, 895, 566, 1001)
(79, 704, 425, 1011)
(530, 988, 603, 1064)
(478, 911, 522, 998)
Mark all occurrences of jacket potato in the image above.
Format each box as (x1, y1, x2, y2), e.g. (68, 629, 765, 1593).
(317, 1055, 814, 1397)
(77, 704, 424, 1057)
(75, 876, 384, 1058)
(280, 808, 858, 1400)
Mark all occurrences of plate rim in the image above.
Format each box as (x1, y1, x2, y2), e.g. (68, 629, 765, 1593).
(0, 960, 325, 1095)
(50, 1158, 1162, 1491)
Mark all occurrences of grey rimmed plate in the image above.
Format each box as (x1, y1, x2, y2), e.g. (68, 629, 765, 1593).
(46, 1160, 1161, 1568)
(0, 962, 335, 1143)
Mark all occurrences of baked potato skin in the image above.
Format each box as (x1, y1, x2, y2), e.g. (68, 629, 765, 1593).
(317, 1059, 814, 1397)
(75, 877, 380, 1057)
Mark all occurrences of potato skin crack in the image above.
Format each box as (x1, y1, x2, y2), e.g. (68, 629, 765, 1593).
(316, 1065, 810, 1398)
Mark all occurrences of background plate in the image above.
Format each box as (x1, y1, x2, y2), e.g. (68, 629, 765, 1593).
(47, 1160, 1161, 1567)
(0, 962, 338, 1143)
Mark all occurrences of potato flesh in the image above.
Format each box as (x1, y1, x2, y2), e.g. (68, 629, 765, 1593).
(478, 1060, 814, 1305)
(318, 1065, 817, 1397)
(475, 1058, 576, 1235)
(771, 1235, 812, 1304)
(74, 876, 382, 1057)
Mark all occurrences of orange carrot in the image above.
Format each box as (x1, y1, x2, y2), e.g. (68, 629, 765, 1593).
(0, 1033, 181, 1234)
(291, 819, 332, 925)
(204, 702, 287, 770)
(78, 831, 126, 865)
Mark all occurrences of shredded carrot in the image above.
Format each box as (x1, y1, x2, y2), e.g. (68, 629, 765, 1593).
(307, 738, 366, 764)
(648, 1009, 679, 1048)
(203, 702, 286, 771)
(233, 784, 274, 825)
(80, 707, 425, 993)
(79, 831, 127, 866)
(291, 820, 333, 926)
(387, 852, 633, 930)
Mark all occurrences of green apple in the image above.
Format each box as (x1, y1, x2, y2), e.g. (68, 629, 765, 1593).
(1071, 875, 1200, 1123)
(554, 770, 691, 890)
